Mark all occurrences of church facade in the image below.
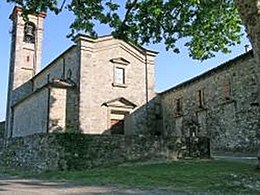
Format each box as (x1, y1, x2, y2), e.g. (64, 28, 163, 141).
(5, 7, 157, 137)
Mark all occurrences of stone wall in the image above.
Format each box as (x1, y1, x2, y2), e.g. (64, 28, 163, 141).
(125, 96, 163, 136)
(0, 133, 210, 172)
(12, 80, 33, 105)
(161, 52, 260, 156)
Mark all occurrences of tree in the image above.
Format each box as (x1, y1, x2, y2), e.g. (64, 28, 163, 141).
(7, 0, 243, 61)
(7, 0, 260, 166)
(235, 1, 260, 169)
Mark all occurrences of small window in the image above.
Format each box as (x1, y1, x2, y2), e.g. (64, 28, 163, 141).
(196, 89, 205, 108)
(224, 80, 231, 100)
(155, 103, 162, 120)
(175, 98, 183, 115)
(24, 22, 36, 43)
(114, 67, 125, 84)
(67, 69, 72, 80)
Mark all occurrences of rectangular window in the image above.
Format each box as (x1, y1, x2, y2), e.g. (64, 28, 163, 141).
(196, 89, 205, 108)
(175, 98, 183, 115)
(224, 80, 231, 100)
(114, 67, 125, 84)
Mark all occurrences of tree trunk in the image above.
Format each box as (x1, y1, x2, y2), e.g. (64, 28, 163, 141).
(235, 0, 260, 168)
(236, 0, 260, 60)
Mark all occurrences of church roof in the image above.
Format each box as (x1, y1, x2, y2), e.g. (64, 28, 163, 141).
(33, 45, 76, 80)
(10, 6, 46, 20)
(74, 34, 159, 56)
(13, 79, 75, 107)
(160, 50, 254, 95)
(50, 79, 76, 88)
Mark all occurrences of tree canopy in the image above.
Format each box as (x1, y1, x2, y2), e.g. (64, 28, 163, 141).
(7, 0, 243, 60)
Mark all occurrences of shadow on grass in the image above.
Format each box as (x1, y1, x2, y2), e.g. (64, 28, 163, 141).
(0, 160, 259, 194)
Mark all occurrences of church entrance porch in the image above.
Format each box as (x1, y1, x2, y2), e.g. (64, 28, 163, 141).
(102, 97, 137, 135)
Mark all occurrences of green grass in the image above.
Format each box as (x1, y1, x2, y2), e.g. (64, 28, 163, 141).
(2, 160, 260, 193)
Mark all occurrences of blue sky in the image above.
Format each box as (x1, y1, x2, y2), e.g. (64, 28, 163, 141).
(0, 2, 250, 122)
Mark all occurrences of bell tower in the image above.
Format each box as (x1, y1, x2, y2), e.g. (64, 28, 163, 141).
(8, 6, 46, 89)
(5, 6, 46, 138)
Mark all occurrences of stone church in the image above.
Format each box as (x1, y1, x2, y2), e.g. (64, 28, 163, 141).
(5, 7, 259, 156)
(5, 7, 157, 138)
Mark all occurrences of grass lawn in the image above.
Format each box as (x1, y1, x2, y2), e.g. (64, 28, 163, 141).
(2, 160, 260, 193)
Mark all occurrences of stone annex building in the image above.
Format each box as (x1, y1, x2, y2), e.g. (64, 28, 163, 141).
(5, 7, 259, 155)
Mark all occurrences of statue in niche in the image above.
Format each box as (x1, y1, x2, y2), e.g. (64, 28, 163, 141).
(24, 22, 35, 43)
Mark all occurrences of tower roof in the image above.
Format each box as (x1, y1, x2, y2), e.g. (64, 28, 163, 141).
(9, 6, 46, 21)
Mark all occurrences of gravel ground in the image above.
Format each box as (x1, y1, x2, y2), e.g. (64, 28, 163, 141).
(0, 174, 196, 195)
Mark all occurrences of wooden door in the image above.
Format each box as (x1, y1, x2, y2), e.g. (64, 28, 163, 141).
(110, 119, 124, 134)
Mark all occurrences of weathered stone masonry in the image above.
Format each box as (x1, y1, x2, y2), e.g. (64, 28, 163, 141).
(0, 134, 210, 172)
(125, 50, 260, 157)
(160, 51, 260, 155)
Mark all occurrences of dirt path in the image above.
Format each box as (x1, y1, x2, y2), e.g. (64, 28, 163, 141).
(0, 174, 182, 195)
